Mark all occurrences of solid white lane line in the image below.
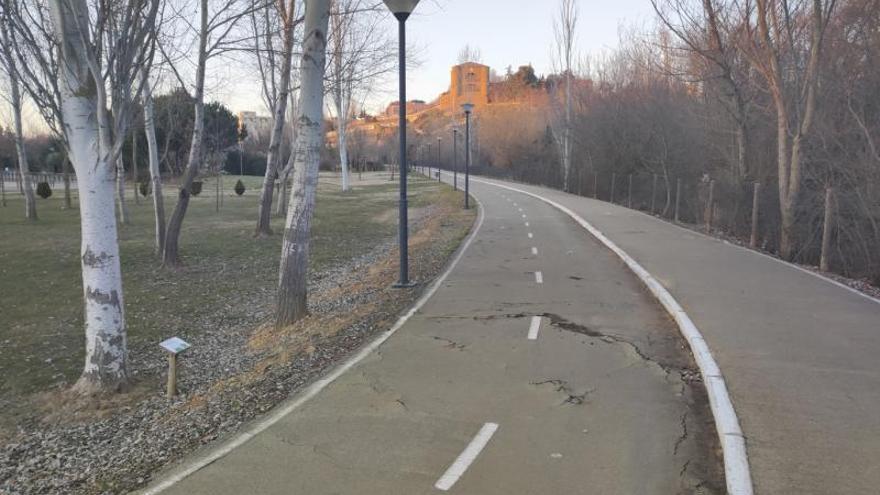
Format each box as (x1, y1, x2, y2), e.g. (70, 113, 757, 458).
(531, 247, 538, 256)
(471, 177, 753, 495)
(434, 423, 499, 491)
(527, 232, 533, 239)
(527, 316, 541, 340)
(535, 271, 543, 284)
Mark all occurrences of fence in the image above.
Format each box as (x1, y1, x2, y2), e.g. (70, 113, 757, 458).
(465, 164, 876, 284)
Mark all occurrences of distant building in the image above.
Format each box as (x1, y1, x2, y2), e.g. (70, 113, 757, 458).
(237, 111, 273, 141)
(384, 100, 429, 118)
(439, 62, 491, 111)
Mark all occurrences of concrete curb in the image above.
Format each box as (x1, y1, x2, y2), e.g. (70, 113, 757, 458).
(139, 194, 487, 494)
(472, 177, 754, 495)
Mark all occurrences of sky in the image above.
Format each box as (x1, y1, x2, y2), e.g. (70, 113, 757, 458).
(395, 0, 653, 110)
(223, 0, 656, 116)
(6, 0, 658, 132)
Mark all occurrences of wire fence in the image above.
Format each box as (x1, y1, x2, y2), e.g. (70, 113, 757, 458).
(461, 163, 879, 284)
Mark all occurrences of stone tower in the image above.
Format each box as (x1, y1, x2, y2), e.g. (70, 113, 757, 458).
(449, 62, 490, 111)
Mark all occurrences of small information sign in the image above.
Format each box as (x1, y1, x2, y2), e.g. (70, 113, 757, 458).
(159, 337, 191, 355)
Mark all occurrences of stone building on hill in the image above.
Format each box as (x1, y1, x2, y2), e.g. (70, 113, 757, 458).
(440, 62, 491, 110)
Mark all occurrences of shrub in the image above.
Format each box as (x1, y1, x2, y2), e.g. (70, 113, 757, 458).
(190, 181, 203, 196)
(234, 179, 245, 196)
(139, 181, 151, 197)
(36, 182, 52, 199)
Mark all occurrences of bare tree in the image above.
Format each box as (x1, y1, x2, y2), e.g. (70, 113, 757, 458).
(457, 43, 482, 64)
(553, 0, 577, 192)
(162, 0, 254, 266)
(651, 0, 754, 183)
(276, 0, 330, 326)
(0, 1, 36, 220)
(141, 67, 165, 253)
(254, 0, 301, 236)
(45, 0, 159, 393)
(326, 0, 395, 192)
(738, 0, 837, 259)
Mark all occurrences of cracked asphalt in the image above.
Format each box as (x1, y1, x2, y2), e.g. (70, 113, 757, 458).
(148, 178, 723, 494)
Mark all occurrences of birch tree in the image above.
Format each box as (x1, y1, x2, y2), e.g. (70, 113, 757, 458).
(553, 0, 577, 192)
(0, 2, 36, 220)
(326, 0, 396, 192)
(142, 68, 165, 253)
(45, 0, 159, 393)
(254, 0, 301, 237)
(276, 0, 330, 326)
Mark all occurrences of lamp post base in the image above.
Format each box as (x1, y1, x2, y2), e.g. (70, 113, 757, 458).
(392, 281, 418, 289)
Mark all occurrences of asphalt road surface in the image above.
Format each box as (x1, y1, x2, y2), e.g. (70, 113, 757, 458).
(454, 174, 880, 495)
(143, 175, 722, 494)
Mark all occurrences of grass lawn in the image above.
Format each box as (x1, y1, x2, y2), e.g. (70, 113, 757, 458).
(0, 172, 447, 406)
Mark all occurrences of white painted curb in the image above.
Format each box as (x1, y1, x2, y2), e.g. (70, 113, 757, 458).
(140, 195, 487, 494)
(471, 177, 754, 495)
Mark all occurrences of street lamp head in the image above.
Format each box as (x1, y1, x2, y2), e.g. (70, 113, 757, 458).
(383, 0, 420, 19)
(461, 102, 474, 114)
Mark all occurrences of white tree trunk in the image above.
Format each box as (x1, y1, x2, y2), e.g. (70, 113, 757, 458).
(563, 70, 572, 191)
(142, 69, 165, 254)
(276, 0, 330, 327)
(337, 110, 350, 191)
(0, 18, 37, 220)
(50, 0, 128, 392)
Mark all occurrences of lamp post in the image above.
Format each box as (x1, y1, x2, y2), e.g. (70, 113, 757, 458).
(384, 0, 420, 287)
(437, 136, 442, 182)
(452, 128, 458, 191)
(462, 103, 473, 209)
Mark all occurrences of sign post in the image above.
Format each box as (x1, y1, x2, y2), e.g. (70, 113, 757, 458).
(159, 337, 191, 399)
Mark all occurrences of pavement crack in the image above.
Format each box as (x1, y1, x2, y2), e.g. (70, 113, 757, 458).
(432, 336, 466, 350)
(540, 313, 700, 380)
(679, 458, 691, 478)
(530, 379, 594, 406)
(673, 412, 689, 455)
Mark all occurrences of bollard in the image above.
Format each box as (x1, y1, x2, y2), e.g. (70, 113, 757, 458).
(651, 174, 657, 215)
(706, 179, 715, 233)
(820, 187, 835, 272)
(593, 172, 598, 199)
(674, 179, 682, 223)
(627, 174, 633, 208)
(750, 182, 761, 248)
(610, 173, 616, 203)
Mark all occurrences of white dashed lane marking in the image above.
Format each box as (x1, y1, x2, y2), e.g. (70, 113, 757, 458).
(434, 423, 500, 491)
(527, 316, 542, 340)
